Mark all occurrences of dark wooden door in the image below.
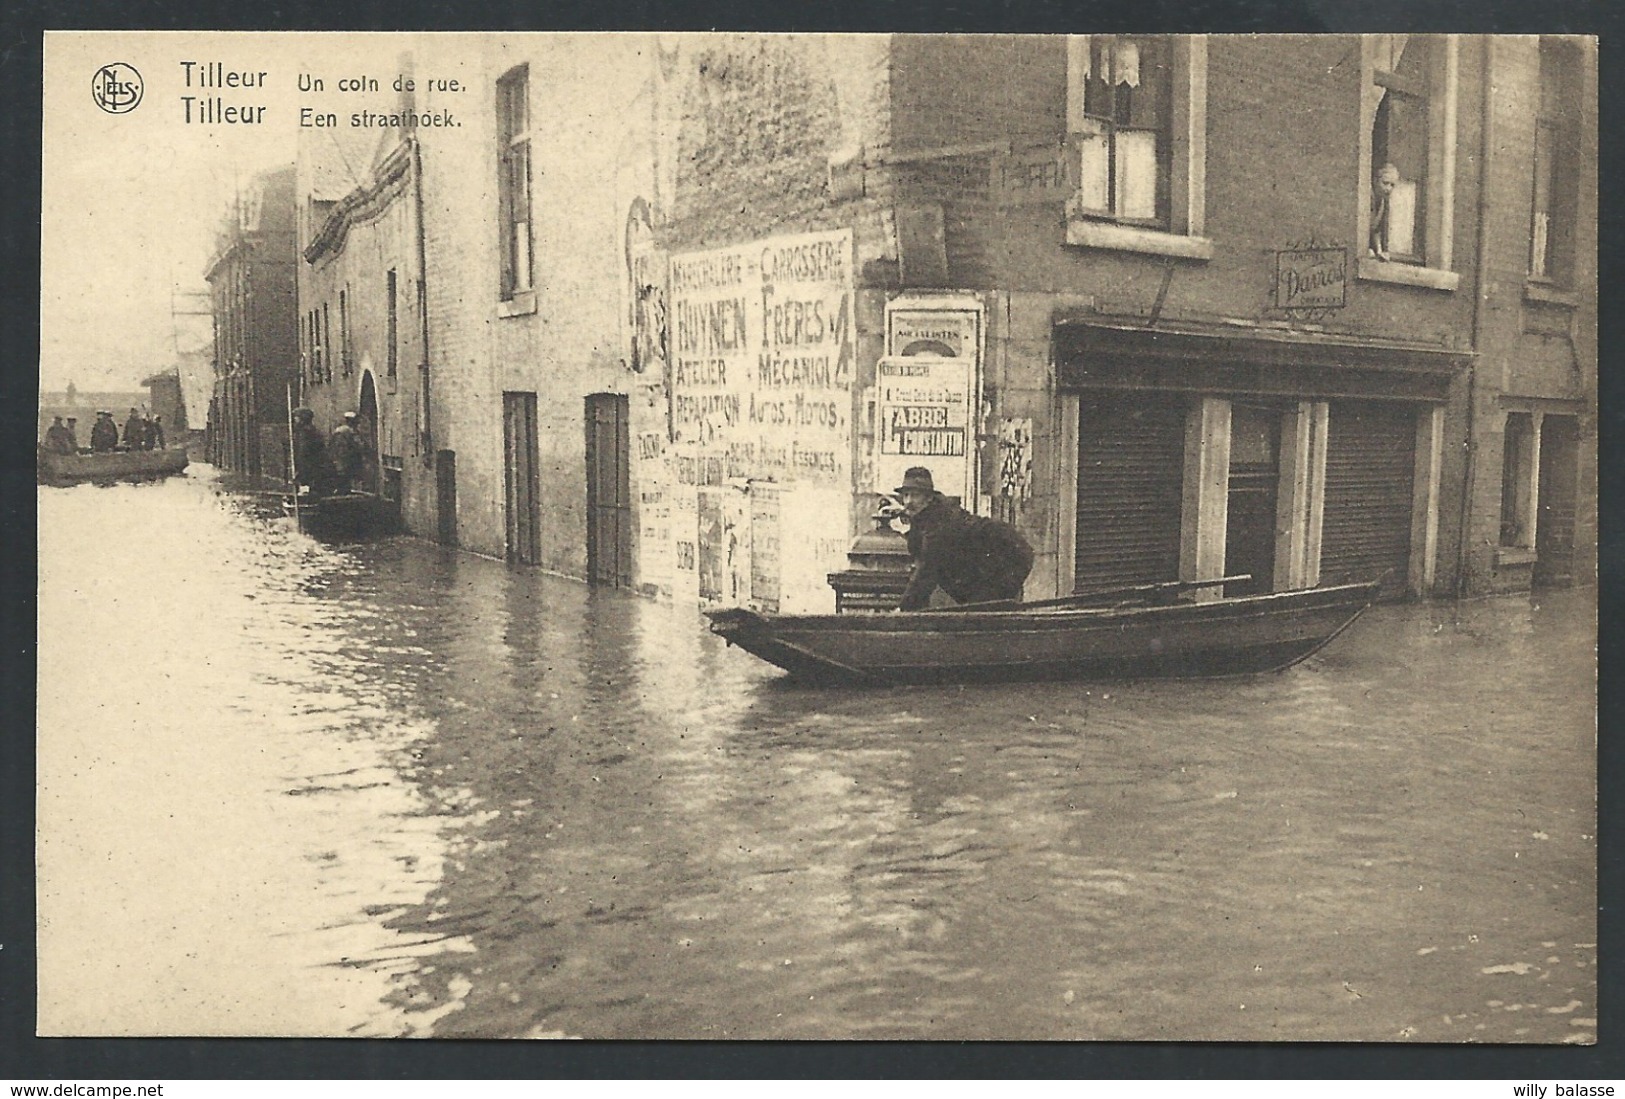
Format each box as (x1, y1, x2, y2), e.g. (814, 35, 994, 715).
(435, 449, 457, 546)
(1224, 404, 1281, 596)
(585, 393, 632, 587)
(503, 392, 541, 565)
(1535, 415, 1579, 587)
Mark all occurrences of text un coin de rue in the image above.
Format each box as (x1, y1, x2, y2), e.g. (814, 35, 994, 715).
(299, 71, 465, 129)
(175, 61, 463, 127)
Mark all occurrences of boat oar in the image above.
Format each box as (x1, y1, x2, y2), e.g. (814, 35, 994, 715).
(924, 575, 1253, 613)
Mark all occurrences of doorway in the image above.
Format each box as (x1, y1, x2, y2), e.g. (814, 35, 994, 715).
(1535, 415, 1579, 587)
(585, 393, 632, 587)
(1224, 404, 1281, 597)
(1320, 401, 1417, 599)
(1073, 395, 1186, 590)
(503, 392, 541, 565)
(435, 449, 458, 546)
(357, 372, 380, 494)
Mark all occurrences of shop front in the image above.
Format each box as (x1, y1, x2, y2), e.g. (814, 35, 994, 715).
(1054, 321, 1468, 602)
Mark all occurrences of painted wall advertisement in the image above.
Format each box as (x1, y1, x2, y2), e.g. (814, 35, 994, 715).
(666, 228, 855, 611)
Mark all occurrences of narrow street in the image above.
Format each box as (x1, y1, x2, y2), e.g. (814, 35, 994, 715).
(37, 471, 1596, 1041)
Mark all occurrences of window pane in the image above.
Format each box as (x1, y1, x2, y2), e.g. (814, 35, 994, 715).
(507, 147, 530, 223)
(1500, 413, 1533, 547)
(1082, 39, 1109, 117)
(1115, 128, 1158, 220)
(1075, 127, 1111, 213)
(1386, 178, 1418, 257)
(1532, 121, 1555, 277)
(1381, 90, 1428, 187)
(513, 223, 531, 292)
(1122, 37, 1169, 131)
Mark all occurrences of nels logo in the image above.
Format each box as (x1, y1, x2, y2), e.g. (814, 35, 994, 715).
(91, 63, 143, 114)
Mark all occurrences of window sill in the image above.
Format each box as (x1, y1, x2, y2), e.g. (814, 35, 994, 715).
(1064, 219, 1214, 261)
(1357, 258, 1460, 292)
(498, 290, 537, 318)
(1496, 546, 1537, 567)
(1523, 281, 1578, 308)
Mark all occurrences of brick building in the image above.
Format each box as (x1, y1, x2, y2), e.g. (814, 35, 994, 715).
(295, 34, 1594, 605)
(206, 165, 299, 479)
(297, 124, 419, 521)
(296, 40, 655, 563)
(641, 32, 1596, 605)
(1458, 36, 1597, 592)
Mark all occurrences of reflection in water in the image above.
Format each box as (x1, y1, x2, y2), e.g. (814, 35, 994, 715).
(37, 471, 1596, 1041)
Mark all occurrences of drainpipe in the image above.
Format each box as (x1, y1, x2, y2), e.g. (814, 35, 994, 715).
(412, 133, 433, 459)
(1456, 34, 1493, 597)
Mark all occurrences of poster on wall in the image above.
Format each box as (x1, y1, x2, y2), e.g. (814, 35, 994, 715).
(632, 382, 673, 599)
(666, 228, 855, 607)
(881, 295, 984, 502)
(885, 300, 982, 359)
(873, 355, 977, 502)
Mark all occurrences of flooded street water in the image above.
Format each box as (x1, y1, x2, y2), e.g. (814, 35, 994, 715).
(37, 469, 1596, 1042)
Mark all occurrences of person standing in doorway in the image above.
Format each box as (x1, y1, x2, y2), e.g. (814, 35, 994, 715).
(327, 411, 364, 494)
(892, 466, 1035, 612)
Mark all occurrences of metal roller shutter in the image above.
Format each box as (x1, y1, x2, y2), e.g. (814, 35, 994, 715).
(1321, 401, 1416, 599)
(1074, 396, 1186, 590)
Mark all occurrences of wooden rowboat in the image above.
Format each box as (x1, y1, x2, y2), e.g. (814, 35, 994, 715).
(705, 581, 1379, 686)
(282, 490, 396, 541)
(37, 446, 188, 486)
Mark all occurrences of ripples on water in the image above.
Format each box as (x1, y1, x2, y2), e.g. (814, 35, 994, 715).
(36, 471, 1596, 1041)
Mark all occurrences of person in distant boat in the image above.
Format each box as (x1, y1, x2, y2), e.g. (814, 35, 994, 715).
(89, 411, 120, 453)
(147, 415, 165, 450)
(65, 417, 80, 451)
(327, 411, 364, 494)
(891, 466, 1034, 612)
(123, 408, 146, 450)
(291, 407, 331, 495)
(43, 416, 74, 455)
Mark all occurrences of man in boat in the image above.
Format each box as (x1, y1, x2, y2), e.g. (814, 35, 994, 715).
(147, 415, 166, 450)
(291, 407, 331, 495)
(65, 417, 79, 451)
(42, 416, 74, 455)
(327, 411, 364, 494)
(123, 408, 147, 450)
(89, 411, 119, 452)
(892, 466, 1035, 611)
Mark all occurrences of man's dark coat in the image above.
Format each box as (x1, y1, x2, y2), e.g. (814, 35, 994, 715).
(898, 494, 1034, 611)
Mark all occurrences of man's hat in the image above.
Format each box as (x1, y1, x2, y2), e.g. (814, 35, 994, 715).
(293, 406, 314, 420)
(894, 466, 936, 495)
(342, 411, 357, 421)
